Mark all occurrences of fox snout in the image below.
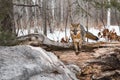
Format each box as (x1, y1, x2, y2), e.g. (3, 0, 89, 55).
(73, 29, 78, 35)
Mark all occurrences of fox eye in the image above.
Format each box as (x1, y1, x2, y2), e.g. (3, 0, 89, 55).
(71, 30, 78, 32)
(71, 30, 74, 32)
(70, 31, 74, 34)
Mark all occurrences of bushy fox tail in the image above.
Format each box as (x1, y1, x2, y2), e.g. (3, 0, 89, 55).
(85, 31, 99, 41)
(80, 24, 99, 41)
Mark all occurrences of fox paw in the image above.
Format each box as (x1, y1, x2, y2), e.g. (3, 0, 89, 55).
(75, 51, 80, 55)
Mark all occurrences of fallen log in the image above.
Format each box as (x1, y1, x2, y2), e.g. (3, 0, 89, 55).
(16, 33, 73, 50)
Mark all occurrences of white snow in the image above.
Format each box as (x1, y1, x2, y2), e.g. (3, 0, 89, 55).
(47, 29, 71, 42)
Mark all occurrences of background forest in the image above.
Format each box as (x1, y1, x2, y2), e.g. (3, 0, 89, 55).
(13, 0, 120, 35)
(1, 0, 120, 45)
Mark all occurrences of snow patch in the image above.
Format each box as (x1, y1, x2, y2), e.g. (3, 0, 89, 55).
(47, 29, 71, 42)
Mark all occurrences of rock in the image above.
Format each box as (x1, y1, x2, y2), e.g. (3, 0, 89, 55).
(0, 45, 80, 80)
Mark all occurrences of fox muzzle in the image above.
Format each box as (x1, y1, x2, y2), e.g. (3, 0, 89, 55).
(73, 29, 78, 35)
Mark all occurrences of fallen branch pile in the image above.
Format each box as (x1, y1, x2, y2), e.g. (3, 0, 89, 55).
(79, 48, 120, 80)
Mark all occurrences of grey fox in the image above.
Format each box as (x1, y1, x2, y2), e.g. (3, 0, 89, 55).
(70, 23, 98, 54)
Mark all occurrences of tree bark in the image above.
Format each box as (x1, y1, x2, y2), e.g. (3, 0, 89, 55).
(0, 0, 15, 33)
(42, 0, 47, 36)
(0, 0, 16, 45)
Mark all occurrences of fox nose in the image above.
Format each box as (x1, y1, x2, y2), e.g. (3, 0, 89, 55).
(73, 29, 77, 35)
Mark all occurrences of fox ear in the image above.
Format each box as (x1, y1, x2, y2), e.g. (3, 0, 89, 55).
(71, 23, 75, 28)
(70, 24, 73, 29)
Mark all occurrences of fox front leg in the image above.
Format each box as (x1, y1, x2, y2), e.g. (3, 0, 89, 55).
(73, 42, 79, 53)
(78, 40, 82, 51)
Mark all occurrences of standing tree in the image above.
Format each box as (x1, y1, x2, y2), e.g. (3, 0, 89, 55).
(42, 0, 47, 36)
(0, 0, 16, 45)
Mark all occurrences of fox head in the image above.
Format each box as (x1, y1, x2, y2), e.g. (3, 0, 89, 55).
(70, 23, 81, 35)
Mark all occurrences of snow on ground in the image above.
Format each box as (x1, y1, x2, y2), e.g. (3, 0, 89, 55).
(88, 27, 100, 42)
(47, 29, 71, 42)
(17, 25, 120, 43)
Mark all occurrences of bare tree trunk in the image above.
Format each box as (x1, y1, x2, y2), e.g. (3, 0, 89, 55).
(42, 0, 47, 36)
(25, 0, 31, 34)
(0, 0, 16, 45)
(100, 5, 105, 28)
(33, 0, 38, 33)
(86, 1, 89, 42)
(60, 0, 63, 27)
(107, 0, 111, 28)
(68, 0, 73, 23)
(0, 0, 15, 33)
(115, 8, 120, 32)
(65, 6, 69, 39)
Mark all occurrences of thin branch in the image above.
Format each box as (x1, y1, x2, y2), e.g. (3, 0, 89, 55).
(76, 0, 92, 17)
(13, 3, 58, 10)
(13, 3, 39, 7)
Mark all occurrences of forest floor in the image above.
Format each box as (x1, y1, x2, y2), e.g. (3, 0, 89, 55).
(52, 42, 120, 80)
